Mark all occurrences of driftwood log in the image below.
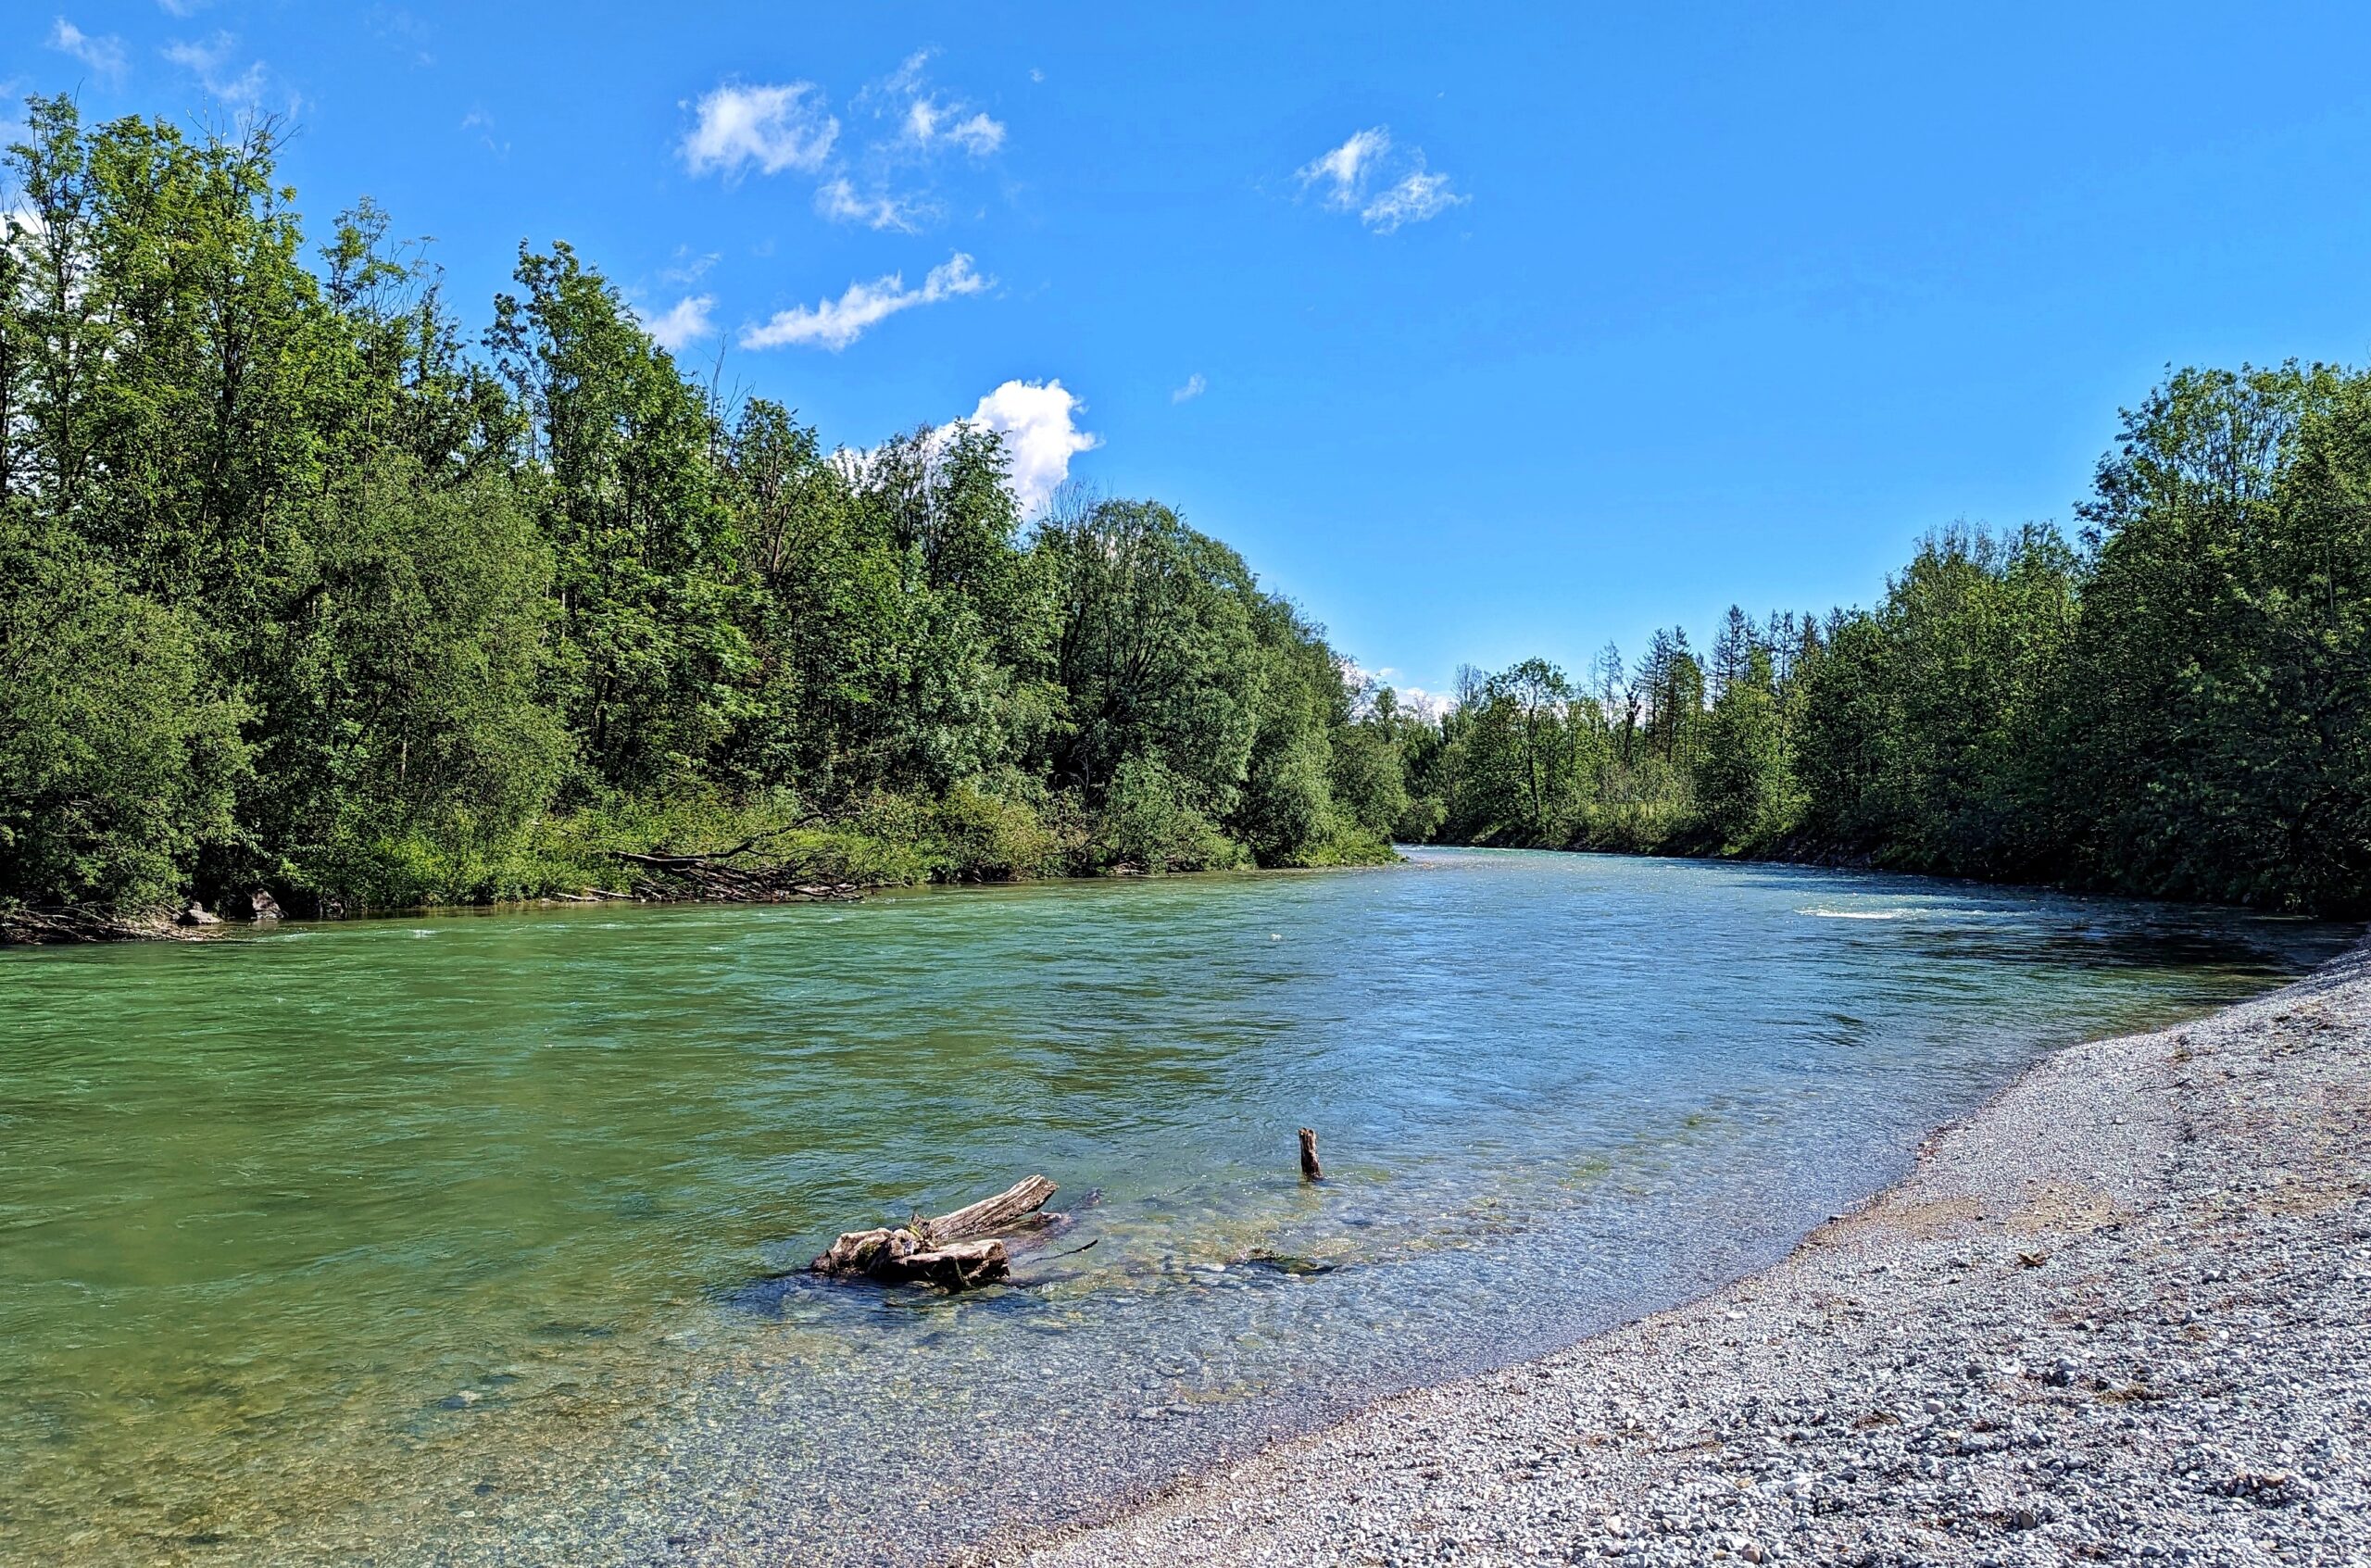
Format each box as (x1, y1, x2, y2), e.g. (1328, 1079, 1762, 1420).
(810, 1174, 1059, 1291)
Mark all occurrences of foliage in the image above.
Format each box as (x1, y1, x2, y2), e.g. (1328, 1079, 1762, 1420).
(2056, 365, 2371, 909)
(0, 530, 245, 909)
(1397, 362, 2371, 915)
(1791, 524, 2077, 876)
(0, 99, 1391, 922)
(9, 96, 2368, 920)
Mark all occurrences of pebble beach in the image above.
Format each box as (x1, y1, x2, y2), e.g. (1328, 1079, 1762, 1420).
(991, 940, 2371, 1568)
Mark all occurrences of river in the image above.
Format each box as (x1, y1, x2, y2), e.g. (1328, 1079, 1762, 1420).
(0, 847, 2351, 1564)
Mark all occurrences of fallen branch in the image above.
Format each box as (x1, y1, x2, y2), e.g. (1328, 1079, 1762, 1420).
(605, 816, 822, 870)
(603, 838, 864, 904)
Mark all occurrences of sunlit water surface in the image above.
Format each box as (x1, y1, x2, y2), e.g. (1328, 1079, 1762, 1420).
(1, 849, 2352, 1564)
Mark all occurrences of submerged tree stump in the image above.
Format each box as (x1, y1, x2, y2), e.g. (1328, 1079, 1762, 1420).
(1298, 1127, 1323, 1181)
(810, 1174, 1059, 1291)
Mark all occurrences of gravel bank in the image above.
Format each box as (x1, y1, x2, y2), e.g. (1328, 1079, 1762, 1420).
(993, 942, 2371, 1568)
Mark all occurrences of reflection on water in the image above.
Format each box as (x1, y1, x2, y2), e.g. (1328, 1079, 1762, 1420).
(0, 848, 2351, 1564)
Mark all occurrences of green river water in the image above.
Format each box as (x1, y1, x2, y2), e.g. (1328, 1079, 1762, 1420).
(0, 848, 2351, 1564)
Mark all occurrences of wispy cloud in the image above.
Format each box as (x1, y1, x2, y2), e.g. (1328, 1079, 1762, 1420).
(681, 82, 838, 179)
(1298, 125, 1468, 232)
(163, 31, 269, 105)
(682, 56, 1006, 236)
(741, 252, 989, 352)
(1172, 372, 1207, 404)
(459, 107, 508, 157)
(813, 177, 926, 232)
(1360, 169, 1463, 232)
(1299, 127, 1391, 210)
(49, 19, 127, 80)
(156, 0, 209, 16)
(811, 52, 1009, 227)
(906, 97, 1004, 156)
(659, 246, 719, 285)
(891, 55, 999, 148)
(641, 295, 717, 353)
(959, 379, 1099, 517)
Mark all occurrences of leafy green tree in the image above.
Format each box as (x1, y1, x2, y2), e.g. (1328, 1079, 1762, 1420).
(1636, 628, 1705, 770)
(2059, 363, 2371, 909)
(1692, 646, 1794, 850)
(1793, 524, 2076, 875)
(0, 528, 244, 908)
(253, 462, 569, 903)
(1331, 685, 1413, 841)
(1038, 497, 1261, 816)
(488, 243, 748, 796)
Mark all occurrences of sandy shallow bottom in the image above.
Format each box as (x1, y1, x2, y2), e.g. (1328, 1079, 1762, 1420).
(984, 942, 2371, 1568)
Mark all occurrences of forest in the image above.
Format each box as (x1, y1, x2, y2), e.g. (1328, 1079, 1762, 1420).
(1393, 360, 2371, 916)
(6, 100, 2369, 927)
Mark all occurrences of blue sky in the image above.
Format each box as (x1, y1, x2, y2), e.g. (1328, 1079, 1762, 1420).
(9, 3, 2371, 703)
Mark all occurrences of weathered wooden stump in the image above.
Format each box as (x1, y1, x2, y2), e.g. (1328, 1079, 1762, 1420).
(810, 1174, 1059, 1291)
(1298, 1127, 1323, 1181)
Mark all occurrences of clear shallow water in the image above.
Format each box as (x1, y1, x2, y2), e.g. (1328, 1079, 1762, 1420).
(0, 848, 2352, 1564)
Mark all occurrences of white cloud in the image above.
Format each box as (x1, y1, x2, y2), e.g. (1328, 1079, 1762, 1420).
(958, 379, 1099, 517)
(163, 32, 267, 104)
(681, 82, 838, 179)
(1172, 372, 1207, 404)
(1361, 168, 1465, 232)
(872, 52, 1006, 157)
(791, 54, 1006, 235)
(1396, 687, 1449, 720)
(740, 252, 989, 352)
(642, 295, 716, 353)
(813, 177, 925, 232)
(157, 0, 207, 15)
(1298, 127, 1390, 210)
(1344, 660, 1444, 721)
(884, 49, 933, 95)
(1298, 125, 1467, 232)
(50, 19, 127, 79)
(907, 99, 1005, 156)
(950, 111, 1006, 155)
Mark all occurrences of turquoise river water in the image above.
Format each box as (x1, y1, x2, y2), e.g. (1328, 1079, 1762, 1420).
(0, 847, 2352, 1564)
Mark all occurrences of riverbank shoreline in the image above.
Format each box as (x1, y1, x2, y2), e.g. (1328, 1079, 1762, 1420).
(0, 853, 1409, 947)
(980, 941, 2371, 1567)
